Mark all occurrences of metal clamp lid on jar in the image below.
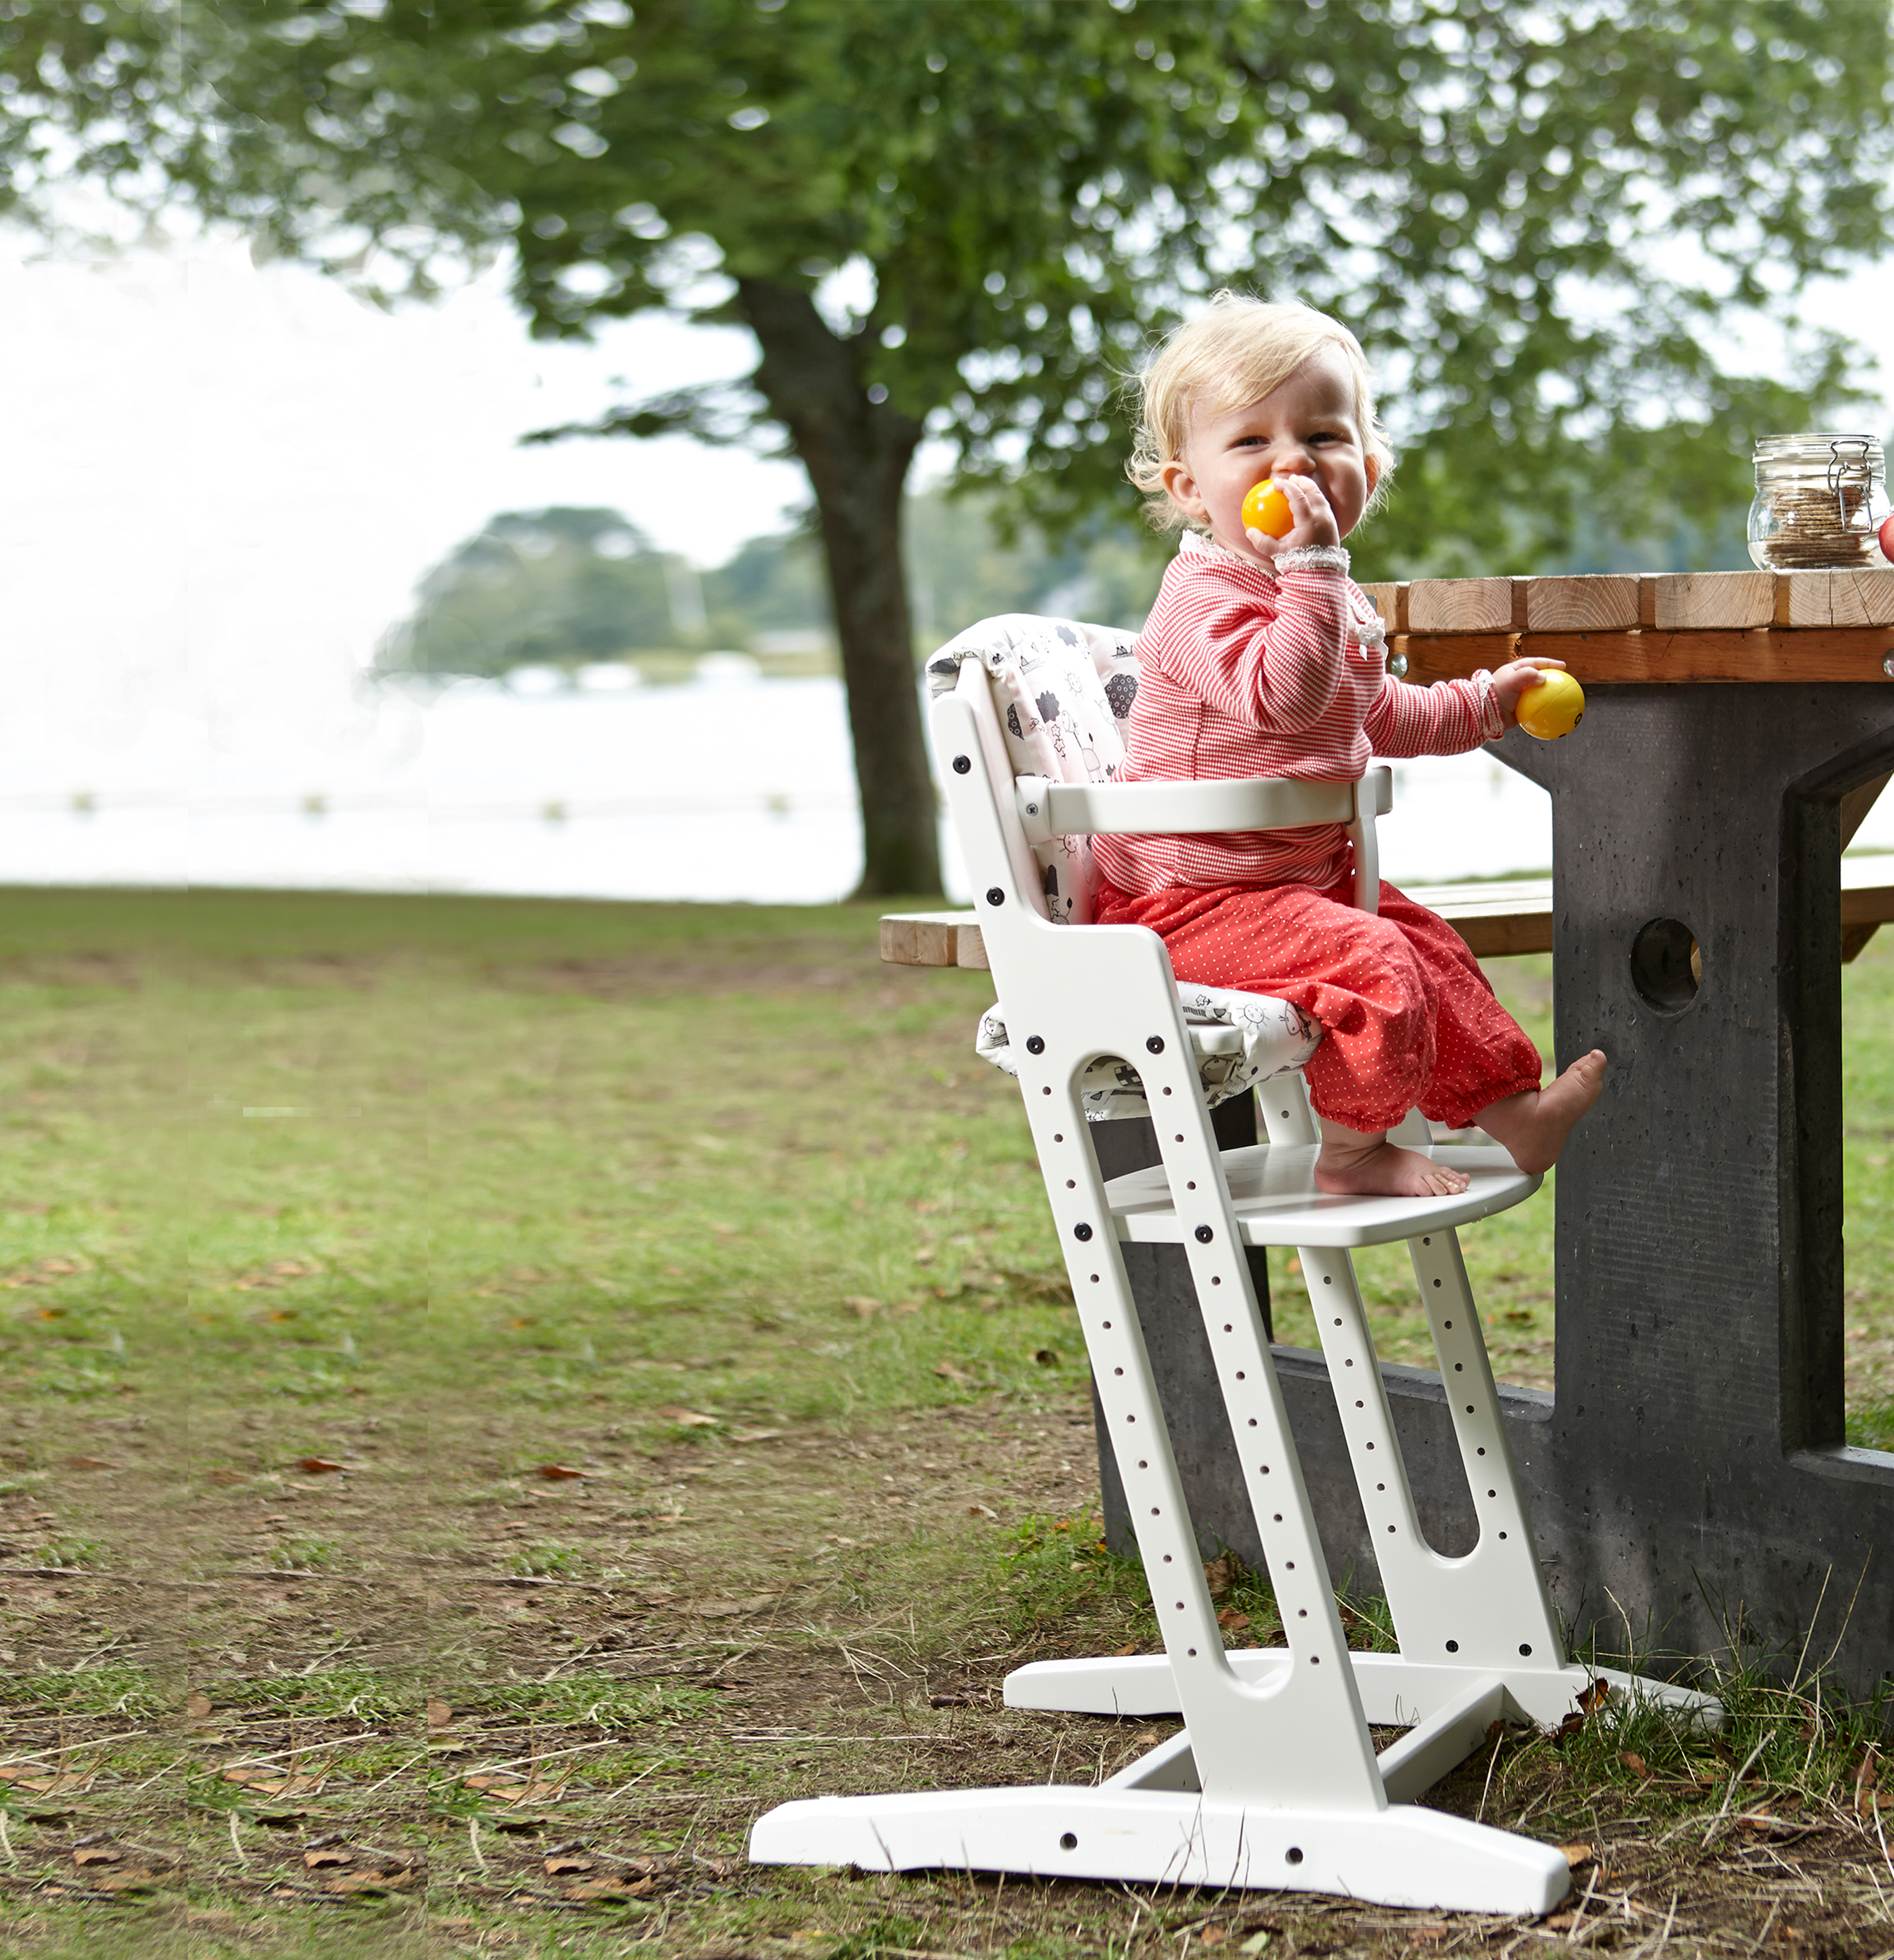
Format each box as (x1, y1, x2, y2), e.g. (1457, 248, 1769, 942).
(1754, 432, 1884, 530)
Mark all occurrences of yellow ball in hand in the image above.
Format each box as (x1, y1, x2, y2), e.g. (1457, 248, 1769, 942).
(1241, 478, 1294, 540)
(1517, 669, 1585, 741)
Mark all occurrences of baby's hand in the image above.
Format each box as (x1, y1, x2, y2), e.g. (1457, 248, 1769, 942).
(1244, 473, 1340, 562)
(1490, 658, 1566, 727)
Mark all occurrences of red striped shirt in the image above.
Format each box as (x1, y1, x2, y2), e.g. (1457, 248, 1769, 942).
(1093, 532, 1501, 895)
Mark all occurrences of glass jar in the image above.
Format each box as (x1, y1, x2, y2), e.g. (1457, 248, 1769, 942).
(1747, 433, 1891, 570)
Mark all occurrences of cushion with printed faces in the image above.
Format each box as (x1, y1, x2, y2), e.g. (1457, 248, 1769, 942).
(926, 614, 1140, 924)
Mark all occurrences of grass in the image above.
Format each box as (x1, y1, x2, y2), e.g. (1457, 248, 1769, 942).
(0, 886, 1887, 1956)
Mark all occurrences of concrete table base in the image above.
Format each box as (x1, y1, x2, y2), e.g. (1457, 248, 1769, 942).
(1097, 684, 1894, 1695)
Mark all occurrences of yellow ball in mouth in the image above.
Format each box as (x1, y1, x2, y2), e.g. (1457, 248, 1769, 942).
(1517, 669, 1585, 741)
(1241, 478, 1294, 540)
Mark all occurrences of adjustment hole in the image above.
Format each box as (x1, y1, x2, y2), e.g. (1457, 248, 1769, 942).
(1519, 1643, 1533, 1657)
(1630, 916, 1702, 1011)
(1060, 1832, 1077, 1851)
(1445, 1639, 1459, 1653)
(1286, 1846, 1305, 1865)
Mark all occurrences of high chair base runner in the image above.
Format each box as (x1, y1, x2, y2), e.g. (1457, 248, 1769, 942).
(750, 645, 1719, 1914)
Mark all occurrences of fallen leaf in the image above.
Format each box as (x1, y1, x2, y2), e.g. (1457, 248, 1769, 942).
(1239, 1935, 1272, 1957)
(66, 1456, 115, 1471)
(463, 1772, 570, 1804)
(206, 1469, 245, 1486)
(325, 1869, 417, 1896)
(1216, 1608, 1251, 1630)
(544, 1852, 595, 1877)
(966, 1502, 997, 1520)
(427, 1697, 452, 1728)
(535, 1463, 586, 1481)
(565, 1875, 655, 1902)
(927, 1692, 971, 1708)
(1203, 1552, 1243, 1600)
(843, 1296, 882, 1319)
(933, 1359, 972, 1383)
(730, 1429, 787, 1444)
(0, 1770, 94, 1796)
(90, 1866, 171, 1892)
(1115, 1641, 1140, 1656)
(221, 1768, 326, 1797)
(72, 1843, 122, 1868)
(1559, 1842, 1595, 1866)
(186, 1690, 213, 1720)
(654, 1407, 720, 1427)
(692, 1595, 779, 1618)
(1543, 1912, 1577, 1931)
(295, 1458, 346, 1475)
(1199, 1930, 1229, 1949)
(1619, 1750, 1648, 1777)
(303, 1847, 352, 1870)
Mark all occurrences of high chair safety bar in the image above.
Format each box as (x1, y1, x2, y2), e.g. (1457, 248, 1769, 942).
(749, 655, 1716, 1913)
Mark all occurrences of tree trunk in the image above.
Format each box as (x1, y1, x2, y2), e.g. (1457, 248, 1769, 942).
(737, 278, 940, 898)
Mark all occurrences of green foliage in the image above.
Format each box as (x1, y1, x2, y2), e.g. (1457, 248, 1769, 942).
(11, 2, 1891, 573)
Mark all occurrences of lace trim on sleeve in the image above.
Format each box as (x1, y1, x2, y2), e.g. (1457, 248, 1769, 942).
(1275, 544, 1351, 576)
(1470, 669, 1505, 741)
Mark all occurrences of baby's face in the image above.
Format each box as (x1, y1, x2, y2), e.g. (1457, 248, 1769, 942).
(1163, 347, 1373, 557)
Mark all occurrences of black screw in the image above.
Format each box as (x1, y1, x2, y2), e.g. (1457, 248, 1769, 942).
(951, 754, 971, 774)
(1194, 1225, 1213, 1244)
(985, 887, 1005, 907)
(1146, 1035, 1165, 1054)
(1519, 1643, 1533, 1656)
(1025, 1035, 1045, 1054)
(1073, 1223, 1093, 1242)
(1445, 1639, 1459, 1653)
(1059, 1832, 1077, 1850)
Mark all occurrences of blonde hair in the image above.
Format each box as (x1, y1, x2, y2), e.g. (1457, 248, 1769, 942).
(1126, 293, 1394, 531)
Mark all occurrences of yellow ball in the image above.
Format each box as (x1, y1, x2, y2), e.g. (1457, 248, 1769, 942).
(1517, 669, 1585, 741)
(1241, 478, 1294, 540)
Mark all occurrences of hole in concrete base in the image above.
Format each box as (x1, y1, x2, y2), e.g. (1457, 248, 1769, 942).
(1630, 917, 1701, 1011)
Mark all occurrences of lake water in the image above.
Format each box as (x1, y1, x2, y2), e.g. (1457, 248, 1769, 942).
(0, 667, 1884, 902)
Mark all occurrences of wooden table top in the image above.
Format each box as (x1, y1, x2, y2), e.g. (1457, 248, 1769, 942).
(1368, 569, 1894, 685)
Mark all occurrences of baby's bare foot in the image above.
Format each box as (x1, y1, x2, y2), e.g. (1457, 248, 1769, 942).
(1314, 1133, 1471, 1199)
(1476, 1051, 1608, 1175)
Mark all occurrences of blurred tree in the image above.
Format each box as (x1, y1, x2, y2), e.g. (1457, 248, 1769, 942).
(379, 507, 678, 678)
(11, 1, 1893, 889)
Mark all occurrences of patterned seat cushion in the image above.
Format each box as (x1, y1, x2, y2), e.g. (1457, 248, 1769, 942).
(976, 983, 1320, 1121)
(925, 614, 1139, 925)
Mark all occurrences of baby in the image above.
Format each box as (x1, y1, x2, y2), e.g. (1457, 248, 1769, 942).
(1094, 295, 1606, 1199)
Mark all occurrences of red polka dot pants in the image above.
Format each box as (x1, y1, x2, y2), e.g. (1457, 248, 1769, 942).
(1094, 872, 1545, 1133)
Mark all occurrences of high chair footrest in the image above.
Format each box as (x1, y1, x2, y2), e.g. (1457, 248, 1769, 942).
(1105, 1143, 1539, 1249)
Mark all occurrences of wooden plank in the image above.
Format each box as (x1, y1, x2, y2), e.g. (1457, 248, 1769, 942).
(880, 911, 969, 967)
(1397, 628, 1894, 687)
(1360, 581, 1405, 631)
(1524, 576, 1639, 632)
(1778, 570, 1894, 629)
(1406, 578, 1522, 634)
(1640, 571, 1775, 631)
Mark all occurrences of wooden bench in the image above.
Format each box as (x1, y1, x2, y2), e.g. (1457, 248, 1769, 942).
(884, 858, 1894, 969)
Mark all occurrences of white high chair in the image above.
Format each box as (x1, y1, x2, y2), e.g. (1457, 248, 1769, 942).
(750, 619, 1715, 1914)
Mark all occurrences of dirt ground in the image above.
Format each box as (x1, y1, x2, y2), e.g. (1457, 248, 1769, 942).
(7, 1382, 1894, 1957)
